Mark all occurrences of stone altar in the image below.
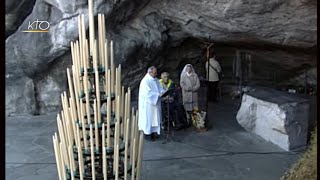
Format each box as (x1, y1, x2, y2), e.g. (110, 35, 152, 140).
(236, 87, 309, 151)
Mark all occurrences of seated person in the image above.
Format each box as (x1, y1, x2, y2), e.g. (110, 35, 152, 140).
(159, 72, 182, 130)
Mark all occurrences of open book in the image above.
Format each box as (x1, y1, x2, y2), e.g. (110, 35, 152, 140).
(160, 88, 176, 98)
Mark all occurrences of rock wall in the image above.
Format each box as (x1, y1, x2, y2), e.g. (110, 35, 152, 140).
(5, 0, 317, 115)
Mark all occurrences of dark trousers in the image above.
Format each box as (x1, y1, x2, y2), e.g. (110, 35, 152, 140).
(207, 81, 219, 102)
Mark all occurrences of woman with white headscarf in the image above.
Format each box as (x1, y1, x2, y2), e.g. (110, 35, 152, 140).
(180, 64, 200, 116)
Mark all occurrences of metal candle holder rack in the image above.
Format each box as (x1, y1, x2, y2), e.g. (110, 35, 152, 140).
(52, 0, 144, 179)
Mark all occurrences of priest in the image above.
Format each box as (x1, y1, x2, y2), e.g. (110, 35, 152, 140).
(138, 66, 165, 141)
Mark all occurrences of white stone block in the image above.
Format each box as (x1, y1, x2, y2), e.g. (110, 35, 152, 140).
(236, 88, 309, 151)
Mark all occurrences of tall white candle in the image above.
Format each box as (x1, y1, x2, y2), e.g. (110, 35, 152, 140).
(102, 123, 107, 179)
(115, 68, 118, 97)
(94, 62, 101, 124)
(129, 115, 135, 165)
(116, 95, 120, 142)
(59, 142, 67, 180)
(94, 99, 99, 151)
(88, 0, 95, 57)
(135, 110, 139, 159)
(110, 41, 114, 94)
(98, 14, 101, 67)
(78, 145, 84, 180)
(81, 15, 87, 68)
(136, 131, 144, 180)
(113, 119, 117, 172)
(118, 65, 121, 94)
(108, 70, 111, 98)
(131, 138, 136, 180)
(68, 145, 75, 180)
(120, 86, 124, 137)
(76, 124, 81, 153)
(102, 14, 106, 68)
(77, 15, 83, 70)
(124, 118, 129, 180)
(70, 42, 76, 71)
(69, 98, 78, 148)
(90, 124, 96, 180)
(57, 114, 68, 160)
(53, 135, 63, 180)
(115, 144, 119, 180)
(123, 93, 128, 142)
(106, 96, 111, 148)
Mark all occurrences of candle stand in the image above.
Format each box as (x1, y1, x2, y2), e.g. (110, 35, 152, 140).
(52, 0, 144, 179)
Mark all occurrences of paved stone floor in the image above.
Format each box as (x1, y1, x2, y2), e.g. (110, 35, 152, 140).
(6, 97, 302, 180)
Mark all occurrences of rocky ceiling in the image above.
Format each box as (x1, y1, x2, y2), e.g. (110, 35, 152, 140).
(5, 0, 317, 115)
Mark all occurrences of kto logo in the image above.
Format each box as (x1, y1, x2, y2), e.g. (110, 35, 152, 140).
(22, 19, 50, 33)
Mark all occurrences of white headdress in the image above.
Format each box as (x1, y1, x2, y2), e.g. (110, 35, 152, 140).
(180, 64, 196, 78)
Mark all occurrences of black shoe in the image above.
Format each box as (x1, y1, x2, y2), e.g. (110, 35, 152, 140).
(144, 134, 152, 141)
(151, 133, 157, 141)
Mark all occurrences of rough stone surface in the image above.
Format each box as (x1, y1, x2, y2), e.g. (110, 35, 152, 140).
(5, 0, 317, 115)
(5, 0, 36, 38)
(5, 77, 37, 116)
(236, 87, 309, 151)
